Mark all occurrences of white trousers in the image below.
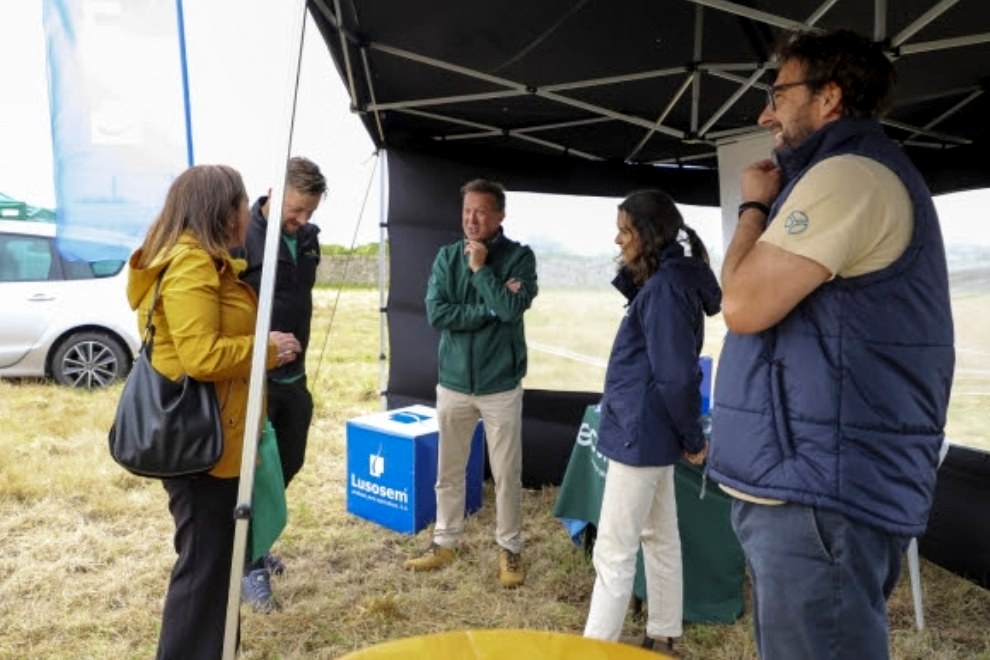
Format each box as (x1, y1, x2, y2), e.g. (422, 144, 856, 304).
(433, 384, 524, 554)
(584, 460, 683, 641)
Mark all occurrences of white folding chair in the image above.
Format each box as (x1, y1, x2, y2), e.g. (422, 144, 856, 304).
(907, 437, 952, 631)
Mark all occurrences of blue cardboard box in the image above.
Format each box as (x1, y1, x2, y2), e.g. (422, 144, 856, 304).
(346, 405, 484, 534)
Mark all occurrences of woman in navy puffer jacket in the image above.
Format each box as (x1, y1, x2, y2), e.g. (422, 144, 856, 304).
(583, 190, 721, 652)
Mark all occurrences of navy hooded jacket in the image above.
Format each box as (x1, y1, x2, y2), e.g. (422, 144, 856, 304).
(597, 242, 722, 467)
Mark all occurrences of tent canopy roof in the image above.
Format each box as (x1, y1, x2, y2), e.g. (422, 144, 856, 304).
(311, 0, 990, 204)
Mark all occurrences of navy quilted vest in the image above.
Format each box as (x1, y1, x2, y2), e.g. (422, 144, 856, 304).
(708, 118, 955, 537)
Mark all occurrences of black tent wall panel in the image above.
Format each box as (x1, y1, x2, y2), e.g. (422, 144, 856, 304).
(386, 149, 626, 487)
(387, 389, 602, 488)
(920, 445, 990, 590)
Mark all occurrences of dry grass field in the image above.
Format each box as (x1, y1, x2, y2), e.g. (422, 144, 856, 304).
(1, 287, 988, 659)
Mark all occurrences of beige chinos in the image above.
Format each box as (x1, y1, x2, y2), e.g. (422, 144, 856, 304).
(433, 383, 524, 554)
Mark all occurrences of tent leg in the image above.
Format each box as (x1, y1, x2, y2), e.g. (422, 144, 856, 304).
(907, 537, 924, 631)
(907, 439, 951, 633)
(378, 148, 389, 411)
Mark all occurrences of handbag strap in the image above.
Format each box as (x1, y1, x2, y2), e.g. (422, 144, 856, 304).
(142, 271, 166, 359)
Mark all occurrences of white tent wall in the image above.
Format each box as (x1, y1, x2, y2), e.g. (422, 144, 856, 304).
(716, 132, 774, 251)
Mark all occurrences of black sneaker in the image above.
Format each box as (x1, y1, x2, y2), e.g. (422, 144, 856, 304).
(642, 636, 678, 656)
(241, 568, 276, 613)
(264, 552, 286, 576)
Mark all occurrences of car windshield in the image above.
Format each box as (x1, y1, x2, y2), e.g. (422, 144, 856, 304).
(0, 233, 125, 282)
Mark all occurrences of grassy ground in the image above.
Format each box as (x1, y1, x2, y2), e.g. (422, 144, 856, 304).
(0, 287, 988, 659)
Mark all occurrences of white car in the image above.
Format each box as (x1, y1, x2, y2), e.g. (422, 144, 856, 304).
(0, 219, 141, 388)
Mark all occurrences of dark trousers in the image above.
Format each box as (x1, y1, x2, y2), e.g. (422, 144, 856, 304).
(267, 377, 313, 488)
(158, 475, 239, 660)
(731, 500, 909, 660)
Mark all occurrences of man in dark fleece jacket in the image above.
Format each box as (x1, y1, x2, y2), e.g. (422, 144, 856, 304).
(239, 156, 327, 612)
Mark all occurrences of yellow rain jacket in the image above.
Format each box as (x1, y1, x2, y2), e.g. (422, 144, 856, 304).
(126, 233, 279, 478)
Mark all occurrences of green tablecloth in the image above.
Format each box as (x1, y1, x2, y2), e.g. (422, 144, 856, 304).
(553, 404, 744, 623)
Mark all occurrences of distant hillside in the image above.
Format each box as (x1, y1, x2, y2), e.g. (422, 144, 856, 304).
(946, 243, 990, 291)
(316, 240, 980, 291)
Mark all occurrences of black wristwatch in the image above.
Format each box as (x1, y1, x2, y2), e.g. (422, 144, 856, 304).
(738, 201, 770, 218)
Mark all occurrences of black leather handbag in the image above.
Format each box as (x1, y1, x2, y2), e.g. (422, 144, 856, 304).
(108, 272, 223, 478)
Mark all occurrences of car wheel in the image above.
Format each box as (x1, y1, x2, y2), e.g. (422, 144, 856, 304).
(51, 331, 131, 388)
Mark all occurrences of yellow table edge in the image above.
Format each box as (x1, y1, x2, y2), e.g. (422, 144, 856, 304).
(339, 628, 671, 659)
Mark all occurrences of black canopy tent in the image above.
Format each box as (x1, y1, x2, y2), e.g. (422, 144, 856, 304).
(310, 0, 990, 194)
(307, 0, 990, 587)
(308, 0, 990, 477)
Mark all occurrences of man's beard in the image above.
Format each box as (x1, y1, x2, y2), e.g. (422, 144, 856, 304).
(775, 105, 818, 152)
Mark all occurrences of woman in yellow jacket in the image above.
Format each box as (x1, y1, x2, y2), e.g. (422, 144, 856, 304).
(127, 164, 300, 659)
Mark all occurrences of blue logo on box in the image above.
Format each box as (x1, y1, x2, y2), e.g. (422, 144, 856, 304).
(369, 451, 385, 477)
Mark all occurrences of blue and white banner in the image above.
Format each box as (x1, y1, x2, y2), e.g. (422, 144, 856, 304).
(43, 0, 192, 262)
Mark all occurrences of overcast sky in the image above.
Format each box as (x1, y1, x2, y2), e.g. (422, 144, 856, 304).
(1, 1, 986, 254)
(1, 0, 383, 248)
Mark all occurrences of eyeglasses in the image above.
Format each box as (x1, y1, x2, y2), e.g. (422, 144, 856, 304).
(765, 80, 818, 111)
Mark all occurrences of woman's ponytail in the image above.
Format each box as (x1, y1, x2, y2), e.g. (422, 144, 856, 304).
(682, 224, 710, 265)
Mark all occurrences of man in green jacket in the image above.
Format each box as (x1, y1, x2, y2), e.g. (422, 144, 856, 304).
(404, 178, 538, 588)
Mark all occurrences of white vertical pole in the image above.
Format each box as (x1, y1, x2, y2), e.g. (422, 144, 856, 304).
(222, 1, 307, 657)
(907, 438, 951, 632)
(907, 537, 925, 630)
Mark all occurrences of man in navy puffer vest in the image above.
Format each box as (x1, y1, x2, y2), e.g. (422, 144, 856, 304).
(708, 29, 954, 660)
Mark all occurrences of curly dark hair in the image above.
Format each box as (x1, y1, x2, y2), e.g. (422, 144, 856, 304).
(618, 189, 709, 287)
(776, 28, 896, 119)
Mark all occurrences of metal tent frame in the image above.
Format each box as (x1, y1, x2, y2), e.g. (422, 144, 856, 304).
(310, 0, 989, 192)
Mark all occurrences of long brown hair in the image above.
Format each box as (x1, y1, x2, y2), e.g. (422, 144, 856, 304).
(618, 189, 710, 286)
(136, 164, 247, 268)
